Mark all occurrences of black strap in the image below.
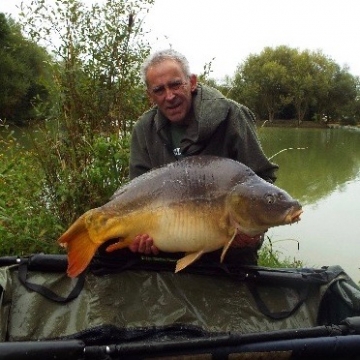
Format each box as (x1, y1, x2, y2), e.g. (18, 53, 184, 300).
(246, 281, 310, 320)
(18, 260, 85, 303)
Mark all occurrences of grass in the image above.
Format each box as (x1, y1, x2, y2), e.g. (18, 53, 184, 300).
(258, 236, 304, 268)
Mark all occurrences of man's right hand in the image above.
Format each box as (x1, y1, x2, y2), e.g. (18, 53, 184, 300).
(128, 234, 160, 255)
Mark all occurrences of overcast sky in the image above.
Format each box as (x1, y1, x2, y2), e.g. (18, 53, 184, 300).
(1, 0, 360, 81)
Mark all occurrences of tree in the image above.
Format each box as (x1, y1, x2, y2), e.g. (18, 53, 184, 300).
(230, 61, 264, 120)
(0, 13, 50, 124)
(231, 46, 296, 122)
(19, 0, 153, 135)
(230, 45, 360, 124)
(326, 67, 358, 122)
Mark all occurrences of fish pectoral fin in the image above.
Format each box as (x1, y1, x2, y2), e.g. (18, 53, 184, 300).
(175, 251, 204, 273)
(220, 229, 237, 263)
(105, 237, 133, 253)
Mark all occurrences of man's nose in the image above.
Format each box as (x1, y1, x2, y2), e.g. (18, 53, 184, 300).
(164, 87, 176, 100)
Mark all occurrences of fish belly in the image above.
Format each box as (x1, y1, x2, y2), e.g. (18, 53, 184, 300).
(149, 204, 228, 253)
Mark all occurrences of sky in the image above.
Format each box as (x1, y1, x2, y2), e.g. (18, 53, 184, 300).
(1, 0, 360, 81)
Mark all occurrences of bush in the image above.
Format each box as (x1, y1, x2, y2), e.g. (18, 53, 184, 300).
(0, 122, 131, 255)
(0, 133, 61, 255)
(32, 120, 131, 226)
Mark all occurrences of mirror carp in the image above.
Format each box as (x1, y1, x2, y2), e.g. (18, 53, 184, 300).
(58, 156, 302, 277)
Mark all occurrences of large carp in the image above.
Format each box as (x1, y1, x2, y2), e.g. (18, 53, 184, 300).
(58, 156, 302, 277)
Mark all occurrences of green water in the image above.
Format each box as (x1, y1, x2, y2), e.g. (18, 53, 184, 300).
(259, 127, 360, 282)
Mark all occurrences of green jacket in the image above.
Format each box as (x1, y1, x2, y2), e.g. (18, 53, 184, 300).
(130, 84, 278, 182)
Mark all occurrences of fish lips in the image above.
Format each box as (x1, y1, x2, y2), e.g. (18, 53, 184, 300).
(284, 206, 303, 224)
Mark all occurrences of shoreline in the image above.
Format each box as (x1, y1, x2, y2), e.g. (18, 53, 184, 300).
(256, 120, 360, 131)
(256, 120, 328, 128)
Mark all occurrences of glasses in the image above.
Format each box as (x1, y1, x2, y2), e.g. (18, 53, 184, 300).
(149, 80, 187, 97)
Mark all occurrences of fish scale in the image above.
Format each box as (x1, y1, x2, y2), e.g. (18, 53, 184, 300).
(155, 204, 226, 253)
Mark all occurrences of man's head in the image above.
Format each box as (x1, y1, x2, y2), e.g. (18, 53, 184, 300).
(141, 49, 197, 124)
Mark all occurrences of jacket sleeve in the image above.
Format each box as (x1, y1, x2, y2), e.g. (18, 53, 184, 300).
(230, 103, 279, 183)
(129, 121, 152, 180)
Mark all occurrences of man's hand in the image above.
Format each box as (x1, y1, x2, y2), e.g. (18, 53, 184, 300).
(128, 234, 160, 255)
(231, 232, 264, 248)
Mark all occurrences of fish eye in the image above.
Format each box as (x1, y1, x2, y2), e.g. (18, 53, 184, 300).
(265, 194, 276, 204)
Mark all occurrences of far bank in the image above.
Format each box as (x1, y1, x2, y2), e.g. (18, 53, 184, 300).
(256, 120, 328, 129)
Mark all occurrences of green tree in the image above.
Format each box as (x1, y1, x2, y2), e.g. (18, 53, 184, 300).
(230, 61, 263, 119)
(231, 46, 296, 121)
(230, 46, 359, 124)
(326, 67, 358, 123)
(307, 53, 337, 122)
(19, 0, 152, 134)
(288, 50, 316, 124)
(0, 13, 50, 124)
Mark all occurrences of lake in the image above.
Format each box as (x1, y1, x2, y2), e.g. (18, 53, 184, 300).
(1, 123, 360, 282)
(258, 126, 360, 283)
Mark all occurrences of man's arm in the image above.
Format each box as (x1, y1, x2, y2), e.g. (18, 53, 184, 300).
(231, 104, 279, 183)
(129, 122, 152, 180)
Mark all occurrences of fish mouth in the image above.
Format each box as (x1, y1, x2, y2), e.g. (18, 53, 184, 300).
(284, 207, 303, 224)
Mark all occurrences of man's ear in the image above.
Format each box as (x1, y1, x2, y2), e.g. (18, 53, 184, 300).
(189, 74, 198, 92)
(146, 90, 156, 106)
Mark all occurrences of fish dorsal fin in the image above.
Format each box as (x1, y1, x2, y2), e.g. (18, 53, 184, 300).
(175, 250, 204, 273)
(220, 229, 237, 263)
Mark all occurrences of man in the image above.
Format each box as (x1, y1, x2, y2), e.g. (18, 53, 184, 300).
(128, 49, 278, 263)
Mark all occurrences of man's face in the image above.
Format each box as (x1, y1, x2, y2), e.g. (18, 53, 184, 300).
(146, 59, 197, 123)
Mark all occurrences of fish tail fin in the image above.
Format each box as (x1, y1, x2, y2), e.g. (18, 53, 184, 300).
(58, 213, 99, 278)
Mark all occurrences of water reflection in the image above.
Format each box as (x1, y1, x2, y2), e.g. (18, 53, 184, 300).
(259, 128, 360, 205)
(259, 127, 360, 282)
